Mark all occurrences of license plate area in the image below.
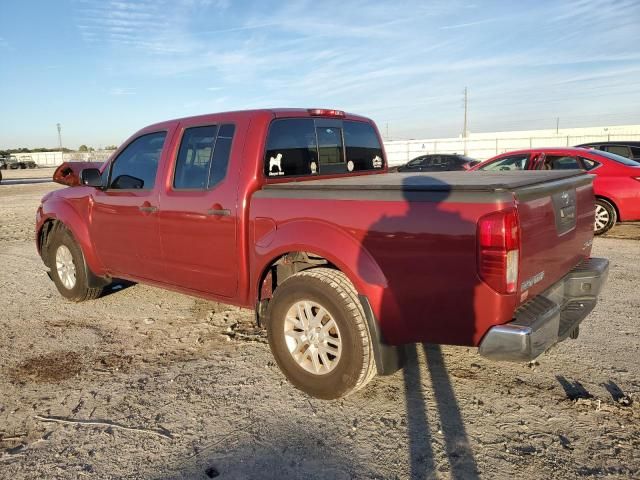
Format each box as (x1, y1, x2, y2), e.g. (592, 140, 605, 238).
(551, 188, 577, 235)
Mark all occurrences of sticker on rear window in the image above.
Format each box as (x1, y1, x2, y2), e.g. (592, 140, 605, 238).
(269, 153, 284, 176)
(373, 155, 383, 168)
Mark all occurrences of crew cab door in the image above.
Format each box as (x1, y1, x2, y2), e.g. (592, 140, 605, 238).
(157, 121, 238, 297)
(90, 130, 170, 280)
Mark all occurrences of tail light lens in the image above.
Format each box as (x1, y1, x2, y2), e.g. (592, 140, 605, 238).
(477, 209, 520, 294)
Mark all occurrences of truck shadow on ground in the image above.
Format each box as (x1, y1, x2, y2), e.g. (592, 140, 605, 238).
(155, 426, 379, 480)
(403, 344, 480, 479)
(360, 175, 481, 479)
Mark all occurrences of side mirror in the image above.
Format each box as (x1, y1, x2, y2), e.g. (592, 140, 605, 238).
(81, 168, 103, 188)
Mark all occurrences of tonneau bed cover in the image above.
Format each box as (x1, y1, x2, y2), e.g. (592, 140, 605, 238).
(264, 170, 588, 192)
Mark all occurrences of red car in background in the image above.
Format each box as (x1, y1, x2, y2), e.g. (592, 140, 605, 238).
(471, 147, 640, 234)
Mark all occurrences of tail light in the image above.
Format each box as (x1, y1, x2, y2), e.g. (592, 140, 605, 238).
(307, 109, 345, 117)
(477, 209, 520, 294)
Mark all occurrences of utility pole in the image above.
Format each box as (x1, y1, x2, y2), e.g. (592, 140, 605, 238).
(56, 123, 62, 150)
(57, 123, 63, 164)
(556, 117, 559, 134)
(463, 87, 468, 155)
(386, 122, 389, 140)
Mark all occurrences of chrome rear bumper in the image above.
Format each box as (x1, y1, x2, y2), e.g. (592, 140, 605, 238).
(479, 257, 609, 362)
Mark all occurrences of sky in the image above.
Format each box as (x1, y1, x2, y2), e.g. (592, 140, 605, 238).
(0, 0, 639, 149)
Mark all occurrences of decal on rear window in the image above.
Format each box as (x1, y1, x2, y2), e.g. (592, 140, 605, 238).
(268, 153, 284, 176)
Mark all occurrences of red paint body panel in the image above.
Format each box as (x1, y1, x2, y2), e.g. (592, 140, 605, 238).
(36, 110, 597, 349)
(249, 197, 517, 346)
(473, 147, 640, 221)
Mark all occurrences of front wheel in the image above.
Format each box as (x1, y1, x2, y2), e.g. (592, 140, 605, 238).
(594, 199, 616, 235)
(47, 225, 104, 301)
(267, 268, 376, 399)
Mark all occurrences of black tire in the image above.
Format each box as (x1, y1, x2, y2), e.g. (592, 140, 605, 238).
(47, 224, 103, 302)
(594, 198, 617, 235)
(267, 268, 376, 399)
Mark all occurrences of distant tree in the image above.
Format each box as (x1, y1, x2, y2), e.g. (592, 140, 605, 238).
(104, 144, 118, 150)
(78, 145, 89, 152)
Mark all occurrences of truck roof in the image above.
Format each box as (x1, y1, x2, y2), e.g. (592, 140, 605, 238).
(143, 108, 372, 131)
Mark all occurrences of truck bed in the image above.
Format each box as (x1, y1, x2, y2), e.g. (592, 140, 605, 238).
(254, 169, 595, 346)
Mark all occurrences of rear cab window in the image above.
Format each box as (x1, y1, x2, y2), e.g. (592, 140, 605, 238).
(264, 118, 384, 178)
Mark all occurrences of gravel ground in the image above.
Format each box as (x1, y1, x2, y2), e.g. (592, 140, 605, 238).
(0, 181, 638, 479)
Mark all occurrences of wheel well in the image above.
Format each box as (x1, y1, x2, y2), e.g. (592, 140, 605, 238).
(255, 251, 334, 325)
(595, 195, 619, 220)
(38, 219, 60, 266)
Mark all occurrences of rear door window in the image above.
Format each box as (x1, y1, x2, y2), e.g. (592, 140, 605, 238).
(425, 155, 443, 168)
(544, 155, 581, 170)
(173, 124, 235, 189)
(264, 118, 384, 177)
(604, 145, 631, 158)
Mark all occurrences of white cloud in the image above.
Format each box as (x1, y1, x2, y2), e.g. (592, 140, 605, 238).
(109, 87, 136, 96)
(70, 0, 640, 138)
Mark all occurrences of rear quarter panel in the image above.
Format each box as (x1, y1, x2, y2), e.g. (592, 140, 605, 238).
(250, 190, 517, 347)
(591, 164, 640, 221)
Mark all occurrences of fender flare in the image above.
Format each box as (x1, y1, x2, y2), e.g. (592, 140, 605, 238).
(253, 219, 387, 300)
(39, 199, 106, 279)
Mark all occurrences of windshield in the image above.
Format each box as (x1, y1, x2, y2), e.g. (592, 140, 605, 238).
(593, 150, 640, 166)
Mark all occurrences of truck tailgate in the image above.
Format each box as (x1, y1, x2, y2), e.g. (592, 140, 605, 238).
(513, 173, 594, 303)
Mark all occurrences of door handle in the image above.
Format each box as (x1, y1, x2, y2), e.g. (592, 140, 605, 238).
(206, 208, 231, 216)
(139, 205, 158, 213)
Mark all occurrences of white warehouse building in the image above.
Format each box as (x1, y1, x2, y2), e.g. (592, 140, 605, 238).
(383, 124, 640, 166)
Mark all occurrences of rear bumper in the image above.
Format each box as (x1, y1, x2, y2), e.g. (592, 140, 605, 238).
(478, 257, 609, 362)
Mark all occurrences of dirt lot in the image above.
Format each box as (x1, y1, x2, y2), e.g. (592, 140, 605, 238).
(1, 177, 639, 479)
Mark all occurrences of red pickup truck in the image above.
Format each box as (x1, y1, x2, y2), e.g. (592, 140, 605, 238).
(37, 108, 609, 399)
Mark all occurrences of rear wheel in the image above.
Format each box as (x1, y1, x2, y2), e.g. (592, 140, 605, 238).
(267, 268, 376, 399)
(47, 225, 104, 301)
(594, 199, 616, 235)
